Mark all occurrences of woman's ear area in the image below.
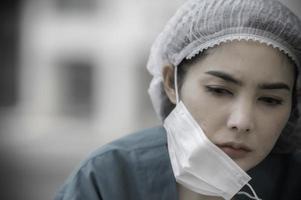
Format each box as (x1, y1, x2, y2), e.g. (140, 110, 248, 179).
(162, 65, 177, 104)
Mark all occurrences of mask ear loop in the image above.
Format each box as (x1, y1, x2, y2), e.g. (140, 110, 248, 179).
(237, 183, 262, 200)
(174, 66, 180, 104)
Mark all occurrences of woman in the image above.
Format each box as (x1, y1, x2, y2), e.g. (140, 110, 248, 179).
(55, 0, 301, 199)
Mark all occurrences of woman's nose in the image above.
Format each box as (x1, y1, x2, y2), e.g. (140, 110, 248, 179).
(227, 101, 255, 134)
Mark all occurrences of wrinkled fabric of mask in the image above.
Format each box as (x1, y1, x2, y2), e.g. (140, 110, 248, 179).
(164, 101, 260, 200)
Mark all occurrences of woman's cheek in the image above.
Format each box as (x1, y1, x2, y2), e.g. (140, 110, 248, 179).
(259, 126, 283, 155)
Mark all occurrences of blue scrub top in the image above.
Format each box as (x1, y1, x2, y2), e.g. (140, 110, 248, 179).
(55, 127, 178, 200)
(54, 126, 301, 200)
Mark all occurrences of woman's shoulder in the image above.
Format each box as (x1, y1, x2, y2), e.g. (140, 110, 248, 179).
(247, 150, 301, 199)
(277, 150, 301, 198)
(88, 126, 167, 158)
(55, 126, 170, 200)
(288, 149, 301, 163)
(80, 125, 168, 175)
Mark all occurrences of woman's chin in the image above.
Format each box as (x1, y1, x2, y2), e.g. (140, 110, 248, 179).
(233, 158, 257, 172)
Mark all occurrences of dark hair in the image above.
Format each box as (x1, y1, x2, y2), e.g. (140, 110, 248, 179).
(160, 50, 301, 153)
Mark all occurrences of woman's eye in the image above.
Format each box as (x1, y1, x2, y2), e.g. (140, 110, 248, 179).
(205, 86, 233, 96)
(259, 97, 283, 106)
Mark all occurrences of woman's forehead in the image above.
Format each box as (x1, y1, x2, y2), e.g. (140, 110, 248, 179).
(186, 41, 295, 85)
(208, 40, 284, 55)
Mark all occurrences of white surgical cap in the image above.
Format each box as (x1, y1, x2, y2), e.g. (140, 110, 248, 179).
(147, 0, 301, 121)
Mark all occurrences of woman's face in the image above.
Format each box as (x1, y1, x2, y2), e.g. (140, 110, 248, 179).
(164, 41, 295, 171)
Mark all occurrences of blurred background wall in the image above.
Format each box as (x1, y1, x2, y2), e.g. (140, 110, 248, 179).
(0, 0, 300, 200)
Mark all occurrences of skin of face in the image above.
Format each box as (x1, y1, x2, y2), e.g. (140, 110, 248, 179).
(163, 40, 295, 171)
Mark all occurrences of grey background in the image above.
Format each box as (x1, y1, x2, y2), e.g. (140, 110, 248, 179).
(0, 0, 300, 200)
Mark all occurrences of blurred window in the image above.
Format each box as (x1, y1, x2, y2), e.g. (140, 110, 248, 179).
(57, 57, 95, 118)
(0, 0, 20, 107)
(55, 0, 98, 14)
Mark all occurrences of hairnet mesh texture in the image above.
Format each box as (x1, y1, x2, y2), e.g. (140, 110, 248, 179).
(147, 0, 301, 120)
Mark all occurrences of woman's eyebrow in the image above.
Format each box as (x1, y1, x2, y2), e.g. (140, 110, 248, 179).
(205, 70, 291, 91)
(205, 70, 242, 85)
(258, 83, 291, 91)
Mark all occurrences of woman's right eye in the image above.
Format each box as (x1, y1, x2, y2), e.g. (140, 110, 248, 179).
(205, 86, 233, 96)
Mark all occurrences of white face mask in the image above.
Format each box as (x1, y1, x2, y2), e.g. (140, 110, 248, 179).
(163, 66, 262, 200)
(164, 101, 253, 199)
